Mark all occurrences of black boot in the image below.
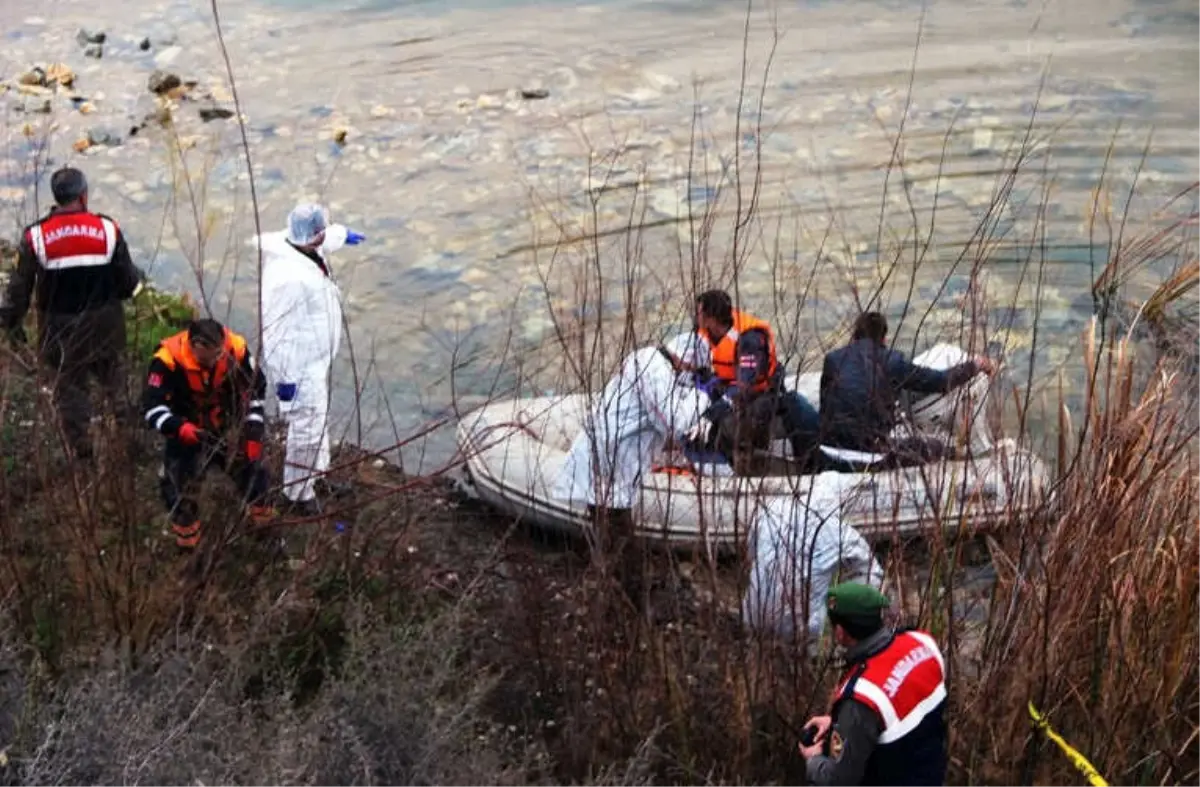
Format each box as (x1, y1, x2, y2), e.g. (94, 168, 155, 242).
(315, 477, 355, 500)
(279, 497, 321, 518)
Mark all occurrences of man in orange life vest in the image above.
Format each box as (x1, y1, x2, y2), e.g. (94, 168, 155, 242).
(0, 166, 145, 460)
(142, 319, 272, 548)
(692, 289, 821, 468)
(798, 582, 948, 786)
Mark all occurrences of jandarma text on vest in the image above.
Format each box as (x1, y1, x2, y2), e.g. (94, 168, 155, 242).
(882, 644, 936, 698)
(42, 223, 108, 245)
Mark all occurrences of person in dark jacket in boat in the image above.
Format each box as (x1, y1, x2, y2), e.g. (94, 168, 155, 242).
(818, 311, 995, 464)
(0, 166, 145, 461)
(797, 582, 948, 786)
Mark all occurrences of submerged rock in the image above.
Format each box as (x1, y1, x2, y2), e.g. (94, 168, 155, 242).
(147, 70, 181, 95)
(17, 67, 46, 87)
(45, 63, 74, 88)
(76, 28, 106, 46)
(198, 107, 234, 122)
(87, 127, 122, 147)
(20, 96, 51, 114)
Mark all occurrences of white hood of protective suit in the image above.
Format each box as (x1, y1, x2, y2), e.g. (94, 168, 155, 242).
(663, 330, 711, 379)
(254, 224, 347, 386)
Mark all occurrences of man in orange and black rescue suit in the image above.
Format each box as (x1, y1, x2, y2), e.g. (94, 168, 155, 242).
(141, 318, 272, 548)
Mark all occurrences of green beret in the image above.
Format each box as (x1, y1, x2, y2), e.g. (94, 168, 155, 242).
(826, 582, 891, 620)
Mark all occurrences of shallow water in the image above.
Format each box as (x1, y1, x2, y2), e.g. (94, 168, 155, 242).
(0, 0, 1196, 469)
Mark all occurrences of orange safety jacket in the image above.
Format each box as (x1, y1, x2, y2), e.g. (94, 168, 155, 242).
(142, 328, 266, 440)
(698, 309, 780, 394)
(156, 330, 248, 392)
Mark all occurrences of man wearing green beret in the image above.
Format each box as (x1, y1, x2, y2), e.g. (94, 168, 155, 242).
(797, 582, 948, 785)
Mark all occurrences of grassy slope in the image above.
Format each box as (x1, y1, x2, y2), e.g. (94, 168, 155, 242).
(0, 226, 1196, 786)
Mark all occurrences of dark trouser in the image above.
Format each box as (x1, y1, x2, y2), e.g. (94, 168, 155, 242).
(38, 304, 128, 458)
(724, 388, 823, 473)
(585, 504, 645, 608)
(159, 438, 270, 546)
(775, 389, 821, 470)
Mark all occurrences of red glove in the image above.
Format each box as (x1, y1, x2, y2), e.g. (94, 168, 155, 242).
(245, 440, 262, 462)
(177, 422, 202, 446)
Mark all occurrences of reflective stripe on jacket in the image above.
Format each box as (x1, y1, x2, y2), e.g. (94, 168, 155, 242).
(23, 209, 129, 314)
(832, 629, 949, 785)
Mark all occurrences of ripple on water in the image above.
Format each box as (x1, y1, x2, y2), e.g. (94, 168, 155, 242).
(1, 0, 1194, 469)
(397, 254, 466, 293)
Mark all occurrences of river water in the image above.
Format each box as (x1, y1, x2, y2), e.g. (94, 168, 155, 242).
(1, 0, 1196, 470)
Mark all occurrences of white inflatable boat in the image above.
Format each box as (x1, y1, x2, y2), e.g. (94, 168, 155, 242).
(453, 348, 1053, 552)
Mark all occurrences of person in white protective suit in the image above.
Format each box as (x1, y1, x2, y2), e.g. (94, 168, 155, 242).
(740, 475, 885, 654)
(553, 330, 728, 608)
(257, 203, 365, 516)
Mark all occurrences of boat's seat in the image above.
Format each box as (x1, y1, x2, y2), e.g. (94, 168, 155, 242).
(817, 445, 891, 473)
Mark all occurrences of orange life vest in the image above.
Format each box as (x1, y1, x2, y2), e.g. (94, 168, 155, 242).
(153, 328, 249, 429)
(699, 309, 779, 393)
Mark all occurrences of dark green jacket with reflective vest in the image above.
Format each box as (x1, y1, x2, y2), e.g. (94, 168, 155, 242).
(807, 627, 948, 786)
(1, 207, 142, 324)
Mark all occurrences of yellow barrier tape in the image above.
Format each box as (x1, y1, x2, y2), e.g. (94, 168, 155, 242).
(1028, 702, 1109, 787)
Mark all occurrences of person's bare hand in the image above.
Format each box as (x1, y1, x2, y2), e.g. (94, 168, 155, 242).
(974, 355, 997, 376)
(797, 715, 832, 760)
(799, 738, 825, 760)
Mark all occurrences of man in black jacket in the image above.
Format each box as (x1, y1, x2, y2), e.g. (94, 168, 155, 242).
(819, 312, 995, 463)
(0, 167, 145, 460)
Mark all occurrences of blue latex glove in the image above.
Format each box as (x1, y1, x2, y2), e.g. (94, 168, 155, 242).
(693, 369, 726, 399)
(276, 382, 298, 402)
(345, 230, 366, 245)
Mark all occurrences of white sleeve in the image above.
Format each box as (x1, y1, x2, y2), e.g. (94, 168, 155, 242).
(632, 349, 709, 438)
(320, 223, 349, 255)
